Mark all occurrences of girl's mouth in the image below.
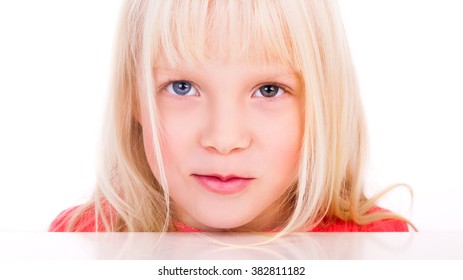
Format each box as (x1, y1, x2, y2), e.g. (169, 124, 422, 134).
(191, 174, 254, 195)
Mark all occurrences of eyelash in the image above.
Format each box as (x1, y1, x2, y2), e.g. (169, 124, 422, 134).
(256, 82, 291, 97)
(160, 80, 291, 98)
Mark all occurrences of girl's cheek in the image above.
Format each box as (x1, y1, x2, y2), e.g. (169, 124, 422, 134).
(140, 105, 194, 179)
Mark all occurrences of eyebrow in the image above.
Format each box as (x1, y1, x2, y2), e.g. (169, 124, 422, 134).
(153, 66, 302, 90)
(153, 68, 300, 85)
(154, 66, 299, 76)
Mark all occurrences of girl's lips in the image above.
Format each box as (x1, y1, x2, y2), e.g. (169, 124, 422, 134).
(192, 174, 254, 195)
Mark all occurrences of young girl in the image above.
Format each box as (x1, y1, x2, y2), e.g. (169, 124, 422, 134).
(50, 0, 414, 233)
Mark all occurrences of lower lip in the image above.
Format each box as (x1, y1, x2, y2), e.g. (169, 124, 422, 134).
(192, 175, 253, 195)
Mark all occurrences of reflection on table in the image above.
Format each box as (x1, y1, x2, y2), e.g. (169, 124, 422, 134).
(0, 233, 461, 259)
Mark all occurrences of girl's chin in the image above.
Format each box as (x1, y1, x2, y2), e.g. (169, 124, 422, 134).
(190, 218, 270, 232)
(195, 222, 249, 232)
(176, 206, 269, 231)
(177, 215, 254, 232)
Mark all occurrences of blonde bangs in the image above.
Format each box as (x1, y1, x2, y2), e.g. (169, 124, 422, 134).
(147, 0, 296, 69)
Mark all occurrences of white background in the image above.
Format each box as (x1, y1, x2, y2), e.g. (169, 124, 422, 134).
(0, 0, 461, 232)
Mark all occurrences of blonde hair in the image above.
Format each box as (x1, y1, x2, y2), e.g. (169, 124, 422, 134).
(65, 0, 414, 232)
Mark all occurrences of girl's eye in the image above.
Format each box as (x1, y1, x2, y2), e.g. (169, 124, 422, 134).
(166, 81, 198, 96)
(254, 84, 284, 98)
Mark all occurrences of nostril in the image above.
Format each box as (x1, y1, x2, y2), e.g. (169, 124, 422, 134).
(200, 136, 251, 155)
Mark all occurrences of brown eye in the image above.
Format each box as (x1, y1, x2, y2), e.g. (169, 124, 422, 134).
(255, 84, 283, 98)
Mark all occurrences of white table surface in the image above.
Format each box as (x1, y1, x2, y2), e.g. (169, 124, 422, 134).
(0, 232, 462, 260)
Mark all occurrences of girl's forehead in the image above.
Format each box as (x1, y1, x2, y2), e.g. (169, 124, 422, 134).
(153, 55, 296, 73)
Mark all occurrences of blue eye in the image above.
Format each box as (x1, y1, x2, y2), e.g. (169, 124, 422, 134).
(254, 84, 284, 98)
(166, 81, 198, 96)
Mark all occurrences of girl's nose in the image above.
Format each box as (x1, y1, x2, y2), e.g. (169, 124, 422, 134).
(199, 102, 251, 155)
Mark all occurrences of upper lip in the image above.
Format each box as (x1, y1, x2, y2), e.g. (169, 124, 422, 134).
(192, 174, 253, 181)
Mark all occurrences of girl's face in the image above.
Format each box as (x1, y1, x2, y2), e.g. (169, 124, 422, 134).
(141, 58, 303, 231)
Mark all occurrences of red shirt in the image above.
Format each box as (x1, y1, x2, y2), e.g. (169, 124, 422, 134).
(49, 206, 409, 232)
